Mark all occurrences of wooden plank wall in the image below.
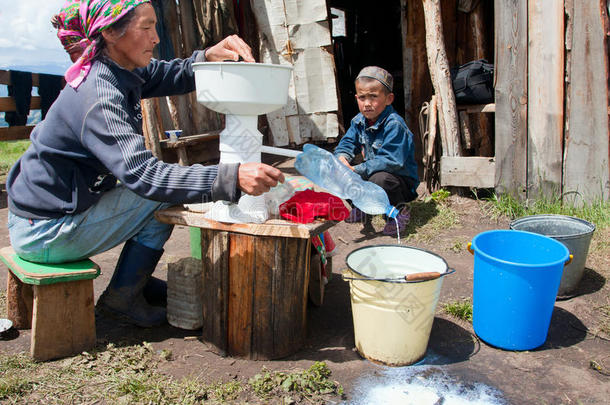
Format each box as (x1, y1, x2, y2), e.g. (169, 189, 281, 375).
(495, 0, 608, 203)
(494, 0, 528, 198)
(563, 0, 610, 202)
(527, 0, 565, 198)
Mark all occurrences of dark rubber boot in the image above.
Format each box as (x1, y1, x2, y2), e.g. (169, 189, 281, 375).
(143, 276, 167, 307)
(97, 240, 167, 327)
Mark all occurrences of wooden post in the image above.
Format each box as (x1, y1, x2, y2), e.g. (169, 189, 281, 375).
(459, 111, 473, 150)
(31, 280, 96, 361)
(404, 2, 433, 165)
(200, 228, 229, 356)
(562, 0, 610, 203)
(400, 0, 413, 127)
(425, 95, 439, 191)
(161, 0, 183, 57)
(469, 1, 493, 157)
(141, 98, 164, 158)
(494, 0, 527, 199)
(6, 271, 33, 329)
(527, 0, 564, 198)
(184, 0, 225, 137)
(422, 0, 461, 157)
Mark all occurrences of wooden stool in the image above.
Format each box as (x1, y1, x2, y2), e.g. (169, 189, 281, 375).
(0, 247, 100, 361)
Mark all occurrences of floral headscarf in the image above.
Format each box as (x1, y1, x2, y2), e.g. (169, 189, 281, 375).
(53, 0, 151, 88)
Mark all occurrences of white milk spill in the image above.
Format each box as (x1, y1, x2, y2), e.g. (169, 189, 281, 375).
(345, 361, 506, 405)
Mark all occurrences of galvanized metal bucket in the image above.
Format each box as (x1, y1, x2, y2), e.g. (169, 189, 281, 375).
(509, 215, 596, 296)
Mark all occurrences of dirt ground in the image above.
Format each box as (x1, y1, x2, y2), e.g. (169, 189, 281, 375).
(1, 158, 609, 404)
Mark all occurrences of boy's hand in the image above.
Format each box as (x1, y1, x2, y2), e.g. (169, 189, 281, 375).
(338, 156, 355, 171)
(204, 35, 255, 62)
(237, 163, 285, 196)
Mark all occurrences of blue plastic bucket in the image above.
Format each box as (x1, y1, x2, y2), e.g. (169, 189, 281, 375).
(469, 230, 571, 350)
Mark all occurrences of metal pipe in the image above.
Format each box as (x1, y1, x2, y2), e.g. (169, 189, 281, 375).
(260, 145, 302, 158)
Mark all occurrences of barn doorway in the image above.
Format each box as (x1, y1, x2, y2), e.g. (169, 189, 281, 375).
(329, 0, 405, 132)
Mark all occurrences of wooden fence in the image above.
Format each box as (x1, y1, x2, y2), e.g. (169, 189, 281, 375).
(0, 70, 63, 142)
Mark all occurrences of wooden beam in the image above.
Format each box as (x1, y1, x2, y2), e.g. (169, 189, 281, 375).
(0, 69, 65, 88)
(440, 156, 496, 188)
(160, 130, 221, 149)
(0, 70, 40, 87)
(494, 0, 527, 199)
(0, 96, 41, 112)
(457, 103, 495, 113)
(527, 0, 564, 197)
(422, 0, 461, 157)
(0, 126, 34, 141)
(141, 98, 163, 158)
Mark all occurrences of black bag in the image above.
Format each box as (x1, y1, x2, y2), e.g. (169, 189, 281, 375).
(450, 59, 494, 104)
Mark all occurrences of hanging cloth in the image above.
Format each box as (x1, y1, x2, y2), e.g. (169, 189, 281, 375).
(38, 74, 63, 119)
(5, 70, 32, 127)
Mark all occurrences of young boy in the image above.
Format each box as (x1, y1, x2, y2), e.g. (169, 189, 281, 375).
(334, 66, 419, 236)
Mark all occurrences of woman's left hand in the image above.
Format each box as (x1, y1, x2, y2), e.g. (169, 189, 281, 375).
(204, 35, 255, 62)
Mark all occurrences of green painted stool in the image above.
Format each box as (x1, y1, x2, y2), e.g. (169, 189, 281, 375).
(0, 246, 100, 361)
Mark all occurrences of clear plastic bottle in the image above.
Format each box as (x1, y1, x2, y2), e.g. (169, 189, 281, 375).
(295, 144, 398, 218)
(264, 180, 295, 215)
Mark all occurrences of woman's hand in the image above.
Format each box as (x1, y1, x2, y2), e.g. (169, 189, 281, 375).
(205, 35, 255, 62)
(237, 163, 285, 196)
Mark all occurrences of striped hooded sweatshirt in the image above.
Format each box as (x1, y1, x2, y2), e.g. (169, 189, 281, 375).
(7, 52, 240, 219)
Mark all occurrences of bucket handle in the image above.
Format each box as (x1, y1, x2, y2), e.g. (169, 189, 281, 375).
(342, 268, 456, 283)
(469, 242, 573, 266)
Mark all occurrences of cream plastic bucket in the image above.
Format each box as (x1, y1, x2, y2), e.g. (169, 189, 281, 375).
(344, 245, 454, 366)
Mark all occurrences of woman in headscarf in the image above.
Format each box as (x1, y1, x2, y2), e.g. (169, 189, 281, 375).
(6, 0, 283, 327)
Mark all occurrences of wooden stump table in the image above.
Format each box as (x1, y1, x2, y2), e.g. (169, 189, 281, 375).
(155, 206, 336, 360)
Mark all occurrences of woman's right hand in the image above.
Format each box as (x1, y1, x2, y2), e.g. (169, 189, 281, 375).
(237, 163, 285, 196)
(205, 35, 255, 62)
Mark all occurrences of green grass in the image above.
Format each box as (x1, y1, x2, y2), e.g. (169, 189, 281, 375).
(443, 300, 473, 322)
(249, 362, 343, 400)
(0, 140, 30, 181)
(483, 192, 610, 229)
(404, 198, 459, 242)
(0, 344, 343, 404)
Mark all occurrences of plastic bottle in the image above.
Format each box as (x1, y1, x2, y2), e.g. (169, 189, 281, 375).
(264, 180, 295, 215)
(294, 144, 398, 218)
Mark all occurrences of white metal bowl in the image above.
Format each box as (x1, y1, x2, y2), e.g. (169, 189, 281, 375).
(193, 62, 293, 116)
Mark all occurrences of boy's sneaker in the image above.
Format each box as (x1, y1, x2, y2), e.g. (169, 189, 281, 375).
(345, 207, 366, 223)
(382, 208, 411, 237)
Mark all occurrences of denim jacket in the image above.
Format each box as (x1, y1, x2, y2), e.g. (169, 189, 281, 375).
(334, 105, 419, 189)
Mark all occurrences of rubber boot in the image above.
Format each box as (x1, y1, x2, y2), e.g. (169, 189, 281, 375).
(143, 276, 167, 307)
(97, 239, 167, 327)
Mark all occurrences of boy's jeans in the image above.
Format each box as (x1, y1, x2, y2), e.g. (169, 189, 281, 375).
(7, 184, 174, 263)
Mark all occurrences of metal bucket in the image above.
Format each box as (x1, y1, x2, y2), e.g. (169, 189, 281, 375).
(509, 215, 595, 295)
(343, 245, 454, 366)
